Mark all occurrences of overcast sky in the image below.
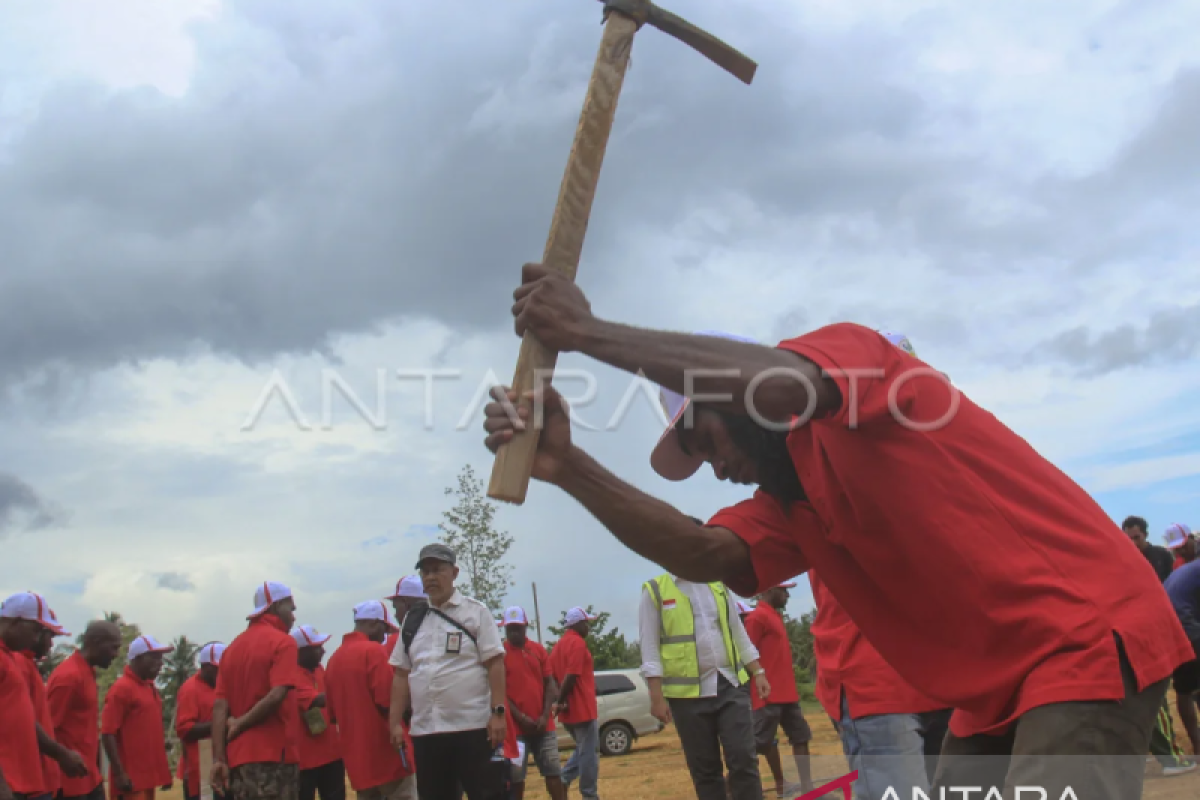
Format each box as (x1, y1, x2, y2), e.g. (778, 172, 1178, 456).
(2, 0, 1199, 656)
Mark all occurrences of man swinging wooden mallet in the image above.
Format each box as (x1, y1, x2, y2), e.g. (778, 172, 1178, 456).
(487, 0, 758, 505)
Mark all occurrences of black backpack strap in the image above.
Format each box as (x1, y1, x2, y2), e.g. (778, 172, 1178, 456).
(401, 604, 479, 656)
(401, 604, 430, 656)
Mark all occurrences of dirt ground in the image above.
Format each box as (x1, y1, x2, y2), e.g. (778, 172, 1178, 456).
(161, 700, 1200, 800)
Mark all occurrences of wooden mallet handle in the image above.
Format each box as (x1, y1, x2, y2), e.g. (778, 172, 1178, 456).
(487, 12, 640, 504)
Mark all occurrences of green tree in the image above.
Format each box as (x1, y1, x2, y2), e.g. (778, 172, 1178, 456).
(159, 636, 200, 771)
(438, 464, 514, 612)
(784, 608, 816, 701)
(546, 606, 640, 671)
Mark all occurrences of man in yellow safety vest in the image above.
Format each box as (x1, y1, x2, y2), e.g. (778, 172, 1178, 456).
(638, 572, 772, 800)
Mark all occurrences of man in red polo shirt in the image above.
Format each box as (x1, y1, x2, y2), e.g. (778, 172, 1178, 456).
(289, 625, 343, 800)
(481, 270, 1193, 798)
(809, 571, 952, 800)
(176, 643, 227, 800)
(212, 581, 305, 800)
(500, 606, 565, 800)
(0, 592, 90, 800)
(382, 576, 427, 659)
(21, 605, 75, 800)
(743, 582, 812, 798)
(548, 607, 599, 800)
(101, 634, 174, 800)
(326, 601, 415, 800)
(48, 620, 123, 800)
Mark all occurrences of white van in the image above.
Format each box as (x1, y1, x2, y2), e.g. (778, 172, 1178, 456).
(555, 669, 665, 756)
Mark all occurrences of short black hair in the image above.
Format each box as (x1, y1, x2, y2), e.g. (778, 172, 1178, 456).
(1122, 515, 1148, 533)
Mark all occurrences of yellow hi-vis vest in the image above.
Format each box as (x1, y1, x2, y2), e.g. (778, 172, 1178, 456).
(644, 574, 749, 699)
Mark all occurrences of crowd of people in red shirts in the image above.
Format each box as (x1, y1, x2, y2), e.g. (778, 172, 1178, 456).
(0, 546, 608, 800)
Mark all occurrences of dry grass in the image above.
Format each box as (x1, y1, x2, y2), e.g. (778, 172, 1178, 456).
(159, 700, 1200, 799)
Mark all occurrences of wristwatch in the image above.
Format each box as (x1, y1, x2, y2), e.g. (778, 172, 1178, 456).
(492, 705, 506, 717)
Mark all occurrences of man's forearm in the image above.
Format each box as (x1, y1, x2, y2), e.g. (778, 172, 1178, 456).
(558, 674, 578, 705)
(389, 670, 411, 730)
(36, 723, 69, 761)
(646, 676, 664, 701)
(236, 686, 289, 735)
(554, 447, 755, 586)
(182, 722, 213, 742)
(211, 699, 229, 762)
(542, 677, 559, 717)
(100, 734, 125, 776)
(577, 320, 833, 422)
(486, 656, 506, 709)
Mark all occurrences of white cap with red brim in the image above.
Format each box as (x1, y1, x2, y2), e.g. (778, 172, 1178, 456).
(0, 592, 69, 636)
(564, 606, 598, 626)
(291, 624, 332, 648)
(774, 581, 797, 589)
(650, 330, 762, 482)
(386, 575, 427, 600)
(1165, 523, 1194, 550)
(354, 601, 399, 632)
(501, 606, 530, 626)
(127, 635, 174, 660)
(248, 581, 293, 620)
(198, 642, 225, 665)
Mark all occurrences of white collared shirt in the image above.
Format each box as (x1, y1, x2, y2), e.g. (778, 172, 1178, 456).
(638, 577, 759, 698)
(389, 588, 505, 736)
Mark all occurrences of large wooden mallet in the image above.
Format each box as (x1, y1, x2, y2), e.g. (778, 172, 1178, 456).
(488, 0, 757, 504)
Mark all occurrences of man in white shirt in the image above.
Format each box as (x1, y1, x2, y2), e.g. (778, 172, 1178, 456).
(387, 544, 509, 800)
(639, 573, 770, 800)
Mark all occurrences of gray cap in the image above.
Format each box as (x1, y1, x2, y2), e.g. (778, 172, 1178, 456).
(415, 543, 456, 569)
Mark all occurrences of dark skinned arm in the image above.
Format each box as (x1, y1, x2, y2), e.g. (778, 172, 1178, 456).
(101, 733, 131, 789)
(557, 674, 578, 714)
(575, 320, 840, 423)
(511, 265, 840, 423)
(37, 723, 87, 777)
(0, 764, 13, 800)
(230, 686, 291, 739)
(540, 675, 559, 725)
(182, 721, 213, 742)
(556, 447, 760, 590)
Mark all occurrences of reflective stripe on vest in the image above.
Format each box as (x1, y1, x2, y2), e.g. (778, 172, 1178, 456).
(645, 576, 748, 698)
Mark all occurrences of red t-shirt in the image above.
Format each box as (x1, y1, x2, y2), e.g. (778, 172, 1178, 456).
(548, 630, 596, 725)
(174, 674, 217, 797)
(709, 322, 1194, 738)
(21, 652, 61, 795)
(808, 571, 947, 721)
(742, 604, 798, 710)
(0, 643, 43, 794)
(324, 632, 413, 791)
(47, 650, 103, 796)
(503, 639, 555, 733)
(382, 632, 398, 659)
(216, 615, 305, 767)
(100, 667, 172, 790)
(292, 665, 342, 771)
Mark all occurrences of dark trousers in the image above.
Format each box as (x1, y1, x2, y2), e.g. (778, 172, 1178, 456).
(411, 728, 508, 800)
(300, 760, 346, 800)
(667, 675, 763, 800)
(933, 642, 1168, 799)
(1148, 695, 1189, 767)
(59, 787, 106, 800)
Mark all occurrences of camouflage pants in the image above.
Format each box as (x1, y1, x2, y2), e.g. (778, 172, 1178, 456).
(231, 763, 300, 800)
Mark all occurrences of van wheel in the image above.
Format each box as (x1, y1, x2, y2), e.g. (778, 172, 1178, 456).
(599, 721, 634, 756)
